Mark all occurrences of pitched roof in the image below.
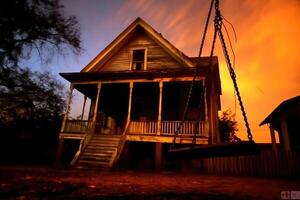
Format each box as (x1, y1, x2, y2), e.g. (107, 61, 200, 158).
(259, 95, 300, 126)
(81, 17, 195, 72)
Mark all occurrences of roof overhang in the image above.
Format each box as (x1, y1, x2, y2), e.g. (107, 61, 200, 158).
(60, 68, 208, 83)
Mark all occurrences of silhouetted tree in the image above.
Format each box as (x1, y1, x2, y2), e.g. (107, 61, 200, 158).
(0, 67, 66, 163)
(0, 66, 65, 125)
(0, 0, 80, 163)
(0, 0, 81, 68)
(219, 109, 241, 142)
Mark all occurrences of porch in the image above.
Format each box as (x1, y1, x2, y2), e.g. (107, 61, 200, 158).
(59, 77, 215, 145)
(56, 70, 220, 167)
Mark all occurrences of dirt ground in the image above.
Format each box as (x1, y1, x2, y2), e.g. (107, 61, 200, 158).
(0, 166, 299, 200)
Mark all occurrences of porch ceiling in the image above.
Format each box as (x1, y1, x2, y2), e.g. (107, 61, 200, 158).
(74, 84, 98, 99)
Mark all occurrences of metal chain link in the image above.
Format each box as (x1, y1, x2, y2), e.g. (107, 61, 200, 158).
(171, 0, 215, 148)
(171, 0, 253, 148)
(214, 0, 253, 141)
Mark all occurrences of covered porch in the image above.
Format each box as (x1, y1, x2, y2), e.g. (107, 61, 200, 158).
(59, 77, 211, 144)
(56, 68, 221, 167)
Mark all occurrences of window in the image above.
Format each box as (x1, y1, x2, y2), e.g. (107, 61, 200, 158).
(132, 49, 146, 70)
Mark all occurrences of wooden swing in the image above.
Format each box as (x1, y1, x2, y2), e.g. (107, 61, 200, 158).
(168, 0, 260, 159)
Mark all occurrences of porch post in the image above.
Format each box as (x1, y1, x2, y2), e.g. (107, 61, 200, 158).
(155, 142, 162, 169)
(280, 119, 291, 154)
(93, 82, 102, 124)
(55, 137, 64, 166)
(60, 83, 74, 133)
(157, 81, 163, 135)
(81, 95, 87, 121)
(269, 126, 278, 155)
(155, 81, 163, 169)
(207, 73, 220, 144)
(127, 82, 134, 125)
(203, 80, 209, 137)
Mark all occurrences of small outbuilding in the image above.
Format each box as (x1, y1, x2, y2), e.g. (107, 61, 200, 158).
(260, 95, 300, 154)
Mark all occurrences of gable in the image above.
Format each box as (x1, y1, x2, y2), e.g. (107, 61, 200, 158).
(90, 30, 183, 72)
(81, 18, 194, 72)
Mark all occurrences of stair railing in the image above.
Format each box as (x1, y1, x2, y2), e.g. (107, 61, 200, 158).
(112, 122, 130, 167)
(70, 123, 95, 166)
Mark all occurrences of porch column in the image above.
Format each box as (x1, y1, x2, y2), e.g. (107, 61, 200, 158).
(269, 126, 278, 155)
(155, 81, 163, 169)
(55, 137, 64, 166)
(207, 73, 220, 144)
(280, 119, 291, 154)
(157, 81, 163, 135)
(127, 82, 134, 125)
(60, 83, 74, 132)
(155, 143, 162, 169)
(81, 95, 87, 121)
(93, 82, 102, 124)
(203, 80, 209, 137)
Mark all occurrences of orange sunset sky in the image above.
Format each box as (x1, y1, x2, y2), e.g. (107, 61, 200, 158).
(50, 0, 300, 143)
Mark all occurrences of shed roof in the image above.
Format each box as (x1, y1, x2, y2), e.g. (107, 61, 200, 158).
(259, 95, 300, 126)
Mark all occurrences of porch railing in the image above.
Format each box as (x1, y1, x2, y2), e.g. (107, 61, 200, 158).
(161, 121, 208, 136)
(128, 121, 158, 135)
(128, 120, 209, 137)
(63, 120, 92, 133)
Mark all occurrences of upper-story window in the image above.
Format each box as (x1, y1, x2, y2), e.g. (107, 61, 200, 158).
(131, 49, 146, 70)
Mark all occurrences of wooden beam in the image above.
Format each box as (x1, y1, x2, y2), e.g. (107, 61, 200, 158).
(81, 95, 87, 121)
(60, 83, 74, 133)
(59, 133, 85, 140)
(280, 119, 291, 153)
(93, 82, 102, 123)
(155, 143, 162, 169)
(72, 77, 205, 85)
(157, 81, 163, 135)
(203, 80, 208, 121)
(55, 138, 64, 166)
(127, 82, 134, 124)
(269, 126, 278, 155)
(126, 134, 209, 144)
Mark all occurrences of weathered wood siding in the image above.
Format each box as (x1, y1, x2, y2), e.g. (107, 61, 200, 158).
(92, 32, 183, 72)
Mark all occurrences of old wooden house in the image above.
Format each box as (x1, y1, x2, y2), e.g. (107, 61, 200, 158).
(57, 18, 222, 169)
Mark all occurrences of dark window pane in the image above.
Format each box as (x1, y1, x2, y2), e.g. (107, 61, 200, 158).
(132, 49, 145, 70)
(133, 49, 145, 62)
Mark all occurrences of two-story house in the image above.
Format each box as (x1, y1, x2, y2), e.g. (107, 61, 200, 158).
(56, 17, 221, 169)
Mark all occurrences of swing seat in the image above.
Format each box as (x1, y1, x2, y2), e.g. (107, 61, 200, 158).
(168, 141, 260, 159)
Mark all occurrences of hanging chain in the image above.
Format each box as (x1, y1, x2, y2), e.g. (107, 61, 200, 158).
(171, 0, 215, 148)
(214, 0, 253, 141)
(192, 10, 218, 144)
(171, 0, 253, 148)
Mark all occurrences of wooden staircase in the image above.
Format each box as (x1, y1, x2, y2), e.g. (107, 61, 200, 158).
(75, 134, 121, 169)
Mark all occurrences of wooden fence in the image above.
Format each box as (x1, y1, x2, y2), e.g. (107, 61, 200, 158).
(201, 146, 300, 177)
